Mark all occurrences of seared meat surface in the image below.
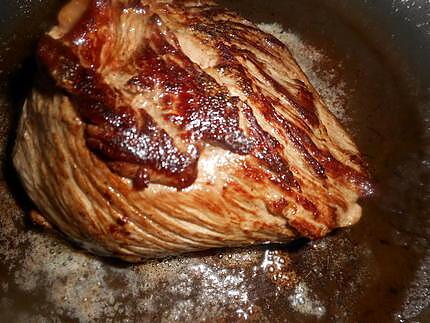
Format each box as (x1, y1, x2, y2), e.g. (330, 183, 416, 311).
(13, 0, 372, 261)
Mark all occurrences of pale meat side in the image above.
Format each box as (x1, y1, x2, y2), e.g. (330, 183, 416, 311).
(13, 0, 372, 261)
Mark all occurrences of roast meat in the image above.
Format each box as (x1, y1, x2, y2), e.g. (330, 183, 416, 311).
(13, 0, 373, 261)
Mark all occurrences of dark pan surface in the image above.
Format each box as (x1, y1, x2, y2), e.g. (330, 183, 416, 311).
(0, 0, 429, 321)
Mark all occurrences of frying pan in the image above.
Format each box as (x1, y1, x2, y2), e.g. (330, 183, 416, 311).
(0, 0, 429, 321)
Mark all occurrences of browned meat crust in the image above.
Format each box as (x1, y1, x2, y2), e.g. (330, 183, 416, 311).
(13, 0, 373, 261)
